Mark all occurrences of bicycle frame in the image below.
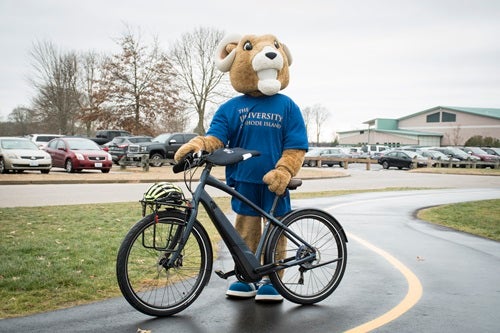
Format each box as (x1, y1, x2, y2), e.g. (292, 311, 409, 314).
(166, 161, 317, 282)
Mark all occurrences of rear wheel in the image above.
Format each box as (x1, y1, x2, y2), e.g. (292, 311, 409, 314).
(116, 210, 213, 316)
(265, 209, 347, 304)
(41, 169, 50, 174)
(382, 161, 390, 169)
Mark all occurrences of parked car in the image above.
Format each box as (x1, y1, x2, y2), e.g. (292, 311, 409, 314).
(347, 147, 369, 159)
(377, 150, 429, 169)
(43, 137, 112, 173)
(106, 136, 152, 164)
(27, 134, 64, 148)
(459, 147, 500, 167)
(416, 149, 460, 165)
(89, 129, 132, 146)
(481, 147, 500, 157)
(361, 144, 390, 158)
(130, 133, 197, 167)
(431, 147, 481, 163)
(0, 137, 52, 174)
(303, 148, 348, 167)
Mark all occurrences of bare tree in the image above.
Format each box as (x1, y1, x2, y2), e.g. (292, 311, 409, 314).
(446, 124, 462, 145)
(78, 51, 106, 136)
(170, 27, 232, 135)
(93, 28, 184, 135)
(8, 106, 35, 135)
(30, 40, 80, 134)
(303, 104, 330, 145)
(301, 106, 313, 142)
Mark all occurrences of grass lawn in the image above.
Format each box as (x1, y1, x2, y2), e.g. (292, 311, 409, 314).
(1, 190, 498, 318)
(417, 199, 500, 241)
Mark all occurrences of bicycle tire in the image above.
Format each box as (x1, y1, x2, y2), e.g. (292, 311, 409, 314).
(265, 209, 347, 304)
(116, 209, 213, 316)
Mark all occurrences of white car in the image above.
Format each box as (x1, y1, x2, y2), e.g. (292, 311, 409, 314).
(0, 137, 52, 174)
(27, 134, 63, 148)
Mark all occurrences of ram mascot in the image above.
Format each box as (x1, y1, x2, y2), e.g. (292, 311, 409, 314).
(174, 33, 308, 302)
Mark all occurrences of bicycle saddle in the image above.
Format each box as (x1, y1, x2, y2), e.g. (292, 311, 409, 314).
(206, 148, 261, 166)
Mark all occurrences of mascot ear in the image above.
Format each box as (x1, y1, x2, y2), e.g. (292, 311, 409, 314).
(215, 33, 241, 72)
(282, 43, 293, 66)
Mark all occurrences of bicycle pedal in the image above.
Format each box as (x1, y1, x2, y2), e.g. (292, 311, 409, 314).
(215, 269, 235, 279)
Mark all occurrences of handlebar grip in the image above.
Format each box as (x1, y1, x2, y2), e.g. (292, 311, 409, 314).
(172, 153, 193, 173)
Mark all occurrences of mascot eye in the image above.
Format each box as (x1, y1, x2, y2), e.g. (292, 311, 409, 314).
(243, 41, 253, 51)
(274, 40, 280, 49)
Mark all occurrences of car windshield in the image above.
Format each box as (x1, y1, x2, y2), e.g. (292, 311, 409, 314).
(466, 147, 488, 154)
(1, 139, 39, 150)
(153, 134, 172, 142)
(305, 149, 323, 157)
(405, 151, 424, 158)
(429, 150, 447, 158)
(448, 148, 469, 157)
(67, 139, 101, 150)
(130, 137, 152, 143)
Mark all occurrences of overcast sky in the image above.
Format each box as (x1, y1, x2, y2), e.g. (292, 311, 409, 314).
(1, 0, 499, 135)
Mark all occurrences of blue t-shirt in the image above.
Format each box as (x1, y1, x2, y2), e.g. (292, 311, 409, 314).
(207, 94, 308, 185)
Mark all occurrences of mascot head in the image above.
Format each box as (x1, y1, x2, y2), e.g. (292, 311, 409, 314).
(215, 34, 292, 96)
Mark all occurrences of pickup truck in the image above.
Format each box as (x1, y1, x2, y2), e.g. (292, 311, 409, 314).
(90, 130, 132, 146)
(127, 132, 197, 167)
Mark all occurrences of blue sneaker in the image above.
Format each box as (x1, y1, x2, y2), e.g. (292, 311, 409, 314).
(255, 279, 283, 302)
(226, 281, 257, 298)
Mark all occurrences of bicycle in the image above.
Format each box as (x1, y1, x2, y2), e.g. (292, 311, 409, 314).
(116, 147, 348, 316)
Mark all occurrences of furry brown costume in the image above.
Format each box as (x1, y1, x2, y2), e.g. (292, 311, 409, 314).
(175, 33, 306, 264)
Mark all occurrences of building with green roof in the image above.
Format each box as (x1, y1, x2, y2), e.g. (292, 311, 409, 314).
(338, 106, 500, 147)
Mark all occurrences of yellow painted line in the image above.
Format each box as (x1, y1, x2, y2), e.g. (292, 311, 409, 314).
(344, 232, 423, 333)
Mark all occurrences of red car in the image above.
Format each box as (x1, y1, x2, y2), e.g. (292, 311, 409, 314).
(44, 137, 113, 173)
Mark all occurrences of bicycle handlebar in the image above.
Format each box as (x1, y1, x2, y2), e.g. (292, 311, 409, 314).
(173, 148, 262, 174)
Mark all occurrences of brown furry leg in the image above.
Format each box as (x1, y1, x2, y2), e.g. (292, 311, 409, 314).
(275, 229, 288, 279)
(234, 215, 288, 279)
(234, 214, 262, 253)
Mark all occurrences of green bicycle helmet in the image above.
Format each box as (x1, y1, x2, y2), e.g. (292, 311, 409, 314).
(143, 182, 184, 204)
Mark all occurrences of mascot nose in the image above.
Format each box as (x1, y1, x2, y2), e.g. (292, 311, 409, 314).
(265, 52, 277, 60)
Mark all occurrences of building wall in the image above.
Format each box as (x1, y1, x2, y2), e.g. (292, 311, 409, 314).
(338, 131, 419, 146)
(399, 108, 500, 145)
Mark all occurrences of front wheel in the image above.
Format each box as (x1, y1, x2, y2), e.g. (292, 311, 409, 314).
(0, 158, 8, 173)
(149, 153, 164, 167)
(116, 210, 213, 316)
(65, 159, 75, 173)
(265, 209, 347, 304)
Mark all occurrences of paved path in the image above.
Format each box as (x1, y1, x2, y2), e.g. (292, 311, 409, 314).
(1, 188, 499, 332)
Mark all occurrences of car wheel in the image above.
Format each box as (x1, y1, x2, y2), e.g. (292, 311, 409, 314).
(65, 159, 75, 173)
(0, 158, 8, 174)
(409, 163, 415, 169)
(309, 161, 317, 167)
(339, 161, 344, 168)
(101, 169, 111, 173)
(41, 169, 50, 174)
(149, 153, 164, 167)
(382, 161, 390, 169)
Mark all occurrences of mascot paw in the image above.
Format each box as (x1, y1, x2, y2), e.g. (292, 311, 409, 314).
(263, 168, 291, 195)
(174, 136, 223, 162)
